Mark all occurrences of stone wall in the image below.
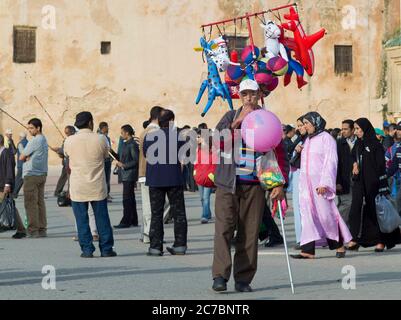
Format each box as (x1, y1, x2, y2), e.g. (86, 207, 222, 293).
(0, 0, 399, 163)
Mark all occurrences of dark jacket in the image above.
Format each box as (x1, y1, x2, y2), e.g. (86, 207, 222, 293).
(387, 145, 401, 178)
(283, 137, 295, 161)
(0, 148, 16, 192)
(119, 138, 139, 182)
(383, 135, 394, 151)
(336, 137, 355, 195)
(289, 134, 306, 169)
(214, 108, 289, 194)
(143, 127, 185, 188)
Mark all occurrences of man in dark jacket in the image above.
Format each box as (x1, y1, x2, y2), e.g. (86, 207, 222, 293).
(0, 134, 27, 239)
(211, 80, 286, 293)
(143, 109, 188, 257)
(336, 119, 356, 225)
(383, 123, 396, 150)
(114, 125, 140, 228)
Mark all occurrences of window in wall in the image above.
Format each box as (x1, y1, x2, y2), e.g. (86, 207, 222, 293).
(13, 26, 37, 63)
(226, 35, 248, 60)
(101, 41, 111, 55)
(334, 45, 353, 75)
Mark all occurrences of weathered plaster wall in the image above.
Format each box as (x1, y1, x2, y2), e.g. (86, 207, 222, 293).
(0, 0, 399, 164)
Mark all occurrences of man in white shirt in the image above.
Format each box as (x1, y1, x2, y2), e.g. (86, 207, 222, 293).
(64, 112, 116, 258)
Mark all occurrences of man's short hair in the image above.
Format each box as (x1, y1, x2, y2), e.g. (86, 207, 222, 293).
(342, 119, 354, 130)
(65, 126, 76, 135)
(159, 109, 175, 128)
(75, 112, 93, 129)
(198, 123, 208, 130)
(284, 125, 295, 134)
(0, 134, 4, 146)
(121, 124, 135, 136)
(150, 106, 164, 121)
(99, 122, 108, 130)
(28, 118, 43, 132)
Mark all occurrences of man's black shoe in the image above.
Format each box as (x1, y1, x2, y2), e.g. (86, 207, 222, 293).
(147, 248, 163, 256)
(166, 246, 186, 256)
(114, 224, 131, 229)
(264, 238, 284, 248)
(235, 282, 253, 293)
(12, 232, 26, 239)
(80, 252, 94, 258)
(101, 251, 117, 258)
(212, 277, 227, 292)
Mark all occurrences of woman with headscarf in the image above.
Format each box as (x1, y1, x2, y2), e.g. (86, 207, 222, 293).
(347, 118, 401, 252)
(291, 112, 352, 259)
(289, 115, 307, 249)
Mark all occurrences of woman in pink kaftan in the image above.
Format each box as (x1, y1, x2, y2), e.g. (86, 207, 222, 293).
(291, 112, 352, 259)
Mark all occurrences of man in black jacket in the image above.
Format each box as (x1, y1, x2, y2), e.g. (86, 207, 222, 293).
(114, 125, 140, 228)
(0, 134, 26, 239)
(336, 120, 356, 226)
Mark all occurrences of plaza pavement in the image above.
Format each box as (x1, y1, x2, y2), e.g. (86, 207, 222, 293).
(1, 166, 401, 300)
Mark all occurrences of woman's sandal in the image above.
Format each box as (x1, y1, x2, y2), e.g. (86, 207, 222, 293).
(346, 244, 360, 251)
(290, 254, 315, 260)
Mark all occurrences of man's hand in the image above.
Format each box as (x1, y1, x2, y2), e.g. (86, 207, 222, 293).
(317, 187, 327, 196)
(231, 107, 254, 129)
(352, 163, 359, 176)
(270, 186, 285, 201)
(336, 184, 343, 193)
(115, 161, 124, 168)
(3, 185, 11, 195)
(295, 144, 304, 154)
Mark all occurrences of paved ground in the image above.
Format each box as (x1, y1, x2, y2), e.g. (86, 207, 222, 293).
(1, 166, 401, 300)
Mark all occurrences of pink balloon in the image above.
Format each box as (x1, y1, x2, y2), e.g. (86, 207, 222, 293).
(241, 110, 282, 152)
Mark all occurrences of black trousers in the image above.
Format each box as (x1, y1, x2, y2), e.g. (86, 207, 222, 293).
(301, 238, 343, 256)
(259, 201, 283, 242)
(13, 167, 24, 198)
(149, 186, 188, 251)
(54, 165, 68, 196)
(104, 161, 112, 195)
(120, 181, 138, 226)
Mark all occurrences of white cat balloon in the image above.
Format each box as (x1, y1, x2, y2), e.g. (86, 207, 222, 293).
(260, 21, 289, 61)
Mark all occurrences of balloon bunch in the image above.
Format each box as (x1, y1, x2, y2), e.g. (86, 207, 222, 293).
(196, 5, 326, 115)
(194, 36, 234, 117)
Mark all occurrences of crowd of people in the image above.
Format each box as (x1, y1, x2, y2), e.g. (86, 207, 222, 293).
(1, 79, 401, 293)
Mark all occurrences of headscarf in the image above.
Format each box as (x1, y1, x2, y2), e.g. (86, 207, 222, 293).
(303, 112, 327, 139)
(355, 118, 380, 150)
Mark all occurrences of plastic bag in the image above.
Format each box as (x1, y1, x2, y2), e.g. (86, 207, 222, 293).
(375, 195, 401, 233)
(256, 151, 286, 191)
(0, 195, 16, 232)
(193, 148, 217, 188)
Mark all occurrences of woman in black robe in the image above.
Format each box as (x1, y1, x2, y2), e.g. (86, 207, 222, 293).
(348, 118, 401, 252)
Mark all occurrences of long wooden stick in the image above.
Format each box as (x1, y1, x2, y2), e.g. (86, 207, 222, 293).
(0, 106, 28, 129)
(33, 95, 65, 139)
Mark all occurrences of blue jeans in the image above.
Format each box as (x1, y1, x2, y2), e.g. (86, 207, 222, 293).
(198, 186, 212, 220)
(71, 199, 114, 255)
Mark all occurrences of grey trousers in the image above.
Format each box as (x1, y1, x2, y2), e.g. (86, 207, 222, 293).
(336, 192, 352, 227)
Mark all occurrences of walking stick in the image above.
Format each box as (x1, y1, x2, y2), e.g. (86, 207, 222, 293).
(277, 199, 295, 294)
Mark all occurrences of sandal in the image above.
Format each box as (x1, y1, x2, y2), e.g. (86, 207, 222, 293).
(290, 254, 315, 260)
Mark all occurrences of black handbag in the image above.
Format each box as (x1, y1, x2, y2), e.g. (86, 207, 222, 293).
(0, 195, 16, 232)
(57, 191, 71, 207)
